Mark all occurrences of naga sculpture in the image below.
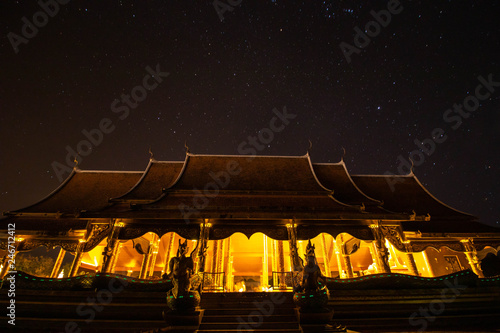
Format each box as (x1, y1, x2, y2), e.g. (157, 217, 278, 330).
(293, 240, 330, 310)
(296, 240, 326, 293)
(165, 239, 201, 311)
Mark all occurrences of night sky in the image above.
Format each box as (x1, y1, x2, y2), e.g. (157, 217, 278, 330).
(0, 1, 498, 226)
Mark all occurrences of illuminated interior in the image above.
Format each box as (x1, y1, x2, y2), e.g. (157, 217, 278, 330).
(73, 231, 443, 291)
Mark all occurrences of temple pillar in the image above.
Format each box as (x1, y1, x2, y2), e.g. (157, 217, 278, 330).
(69, 240, 85, 277)
(321, 233, 332, 277)
(101, 221, 123, 274)
(225, 237, 232, 291)
(404, 253, 419, 276)
(421, 249, 436, 277)
(277, 240, 287, 289)
(272, 239, 278, 287)
(211, 239, 219, 274)
(337, 234, 354, 278)
(368, 243, 379, 273)
(461, 239, 484, 278)
(0, 252, 16, 280)
(162, 233, 175, 275)
(139, 252, 150, 279)
(217, 239, 225, 287)
(138, 233, 158, 279)
(333, 239, 345, 278)
(50, 248, 66, 278)
(146, 235, 160, 278)
(342, 254, 354, 278)
(109, 242, 122, 274)
(195, 221, 210, 274)
(262, 235, 269, 288)
(369, 224, 391, 273)
(402, 241, 419, 276)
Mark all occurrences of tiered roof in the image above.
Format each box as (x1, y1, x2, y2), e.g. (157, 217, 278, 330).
(351, 174, 475, 221)
(5, 169, 142, 217)
(3, 153, 481, 227)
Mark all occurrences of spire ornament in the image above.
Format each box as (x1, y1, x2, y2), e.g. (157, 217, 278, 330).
(149, 147, 154, 160)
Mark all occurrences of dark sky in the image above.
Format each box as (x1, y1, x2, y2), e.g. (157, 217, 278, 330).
(0, 1, 498, 226)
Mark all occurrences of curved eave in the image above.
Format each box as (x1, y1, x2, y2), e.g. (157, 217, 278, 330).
(144, 152, 191, 206)
(305, 153, 364, 211)
(5, 169, 143, 217)
(3, 167, 79, 216)
(109, 158, 154, 202)
(313, 160, 383, 206)
(411, 173, 476, 219)
(351, 173, 476, 220)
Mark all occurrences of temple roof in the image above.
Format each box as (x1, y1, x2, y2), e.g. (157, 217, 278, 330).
(110, 159, 184, 203)
(112, 153, 376, 220)
(312, 162, 382, 207)
(2, 153, 476, 223)
(351, 174, 476, 221)
(5, 169, 143, 216)
(164, 153, 330, 192)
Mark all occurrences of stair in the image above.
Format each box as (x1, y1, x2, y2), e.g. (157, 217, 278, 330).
(0, 289, 167, 332)
(197, 292, 301, 332)
(328, 287, 500, 331)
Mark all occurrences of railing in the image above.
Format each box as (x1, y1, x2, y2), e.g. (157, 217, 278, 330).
(271, 271, 295, 289)
(202, 272, 226, 291)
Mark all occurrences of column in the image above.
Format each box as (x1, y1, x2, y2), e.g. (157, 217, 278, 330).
(69, 240, 85, 277)
(261, 235, 268, 288)
(333, 239, 345, 278)
(216, 239, 225, 287)
(138, 233, 158, 279)
(146, 235, 160, 278)
(139, 252, 150, 279)
(211, 239, 219, 273)
(225, 237, 232, 291)
(109, 242, 123, 274)
(321, 233, 332, 277)
(461, 239, 484, 278)
(101, 222, 123, 274)
(421, 249, 436, 277)
(369, 225, 391, 273)
(277, 240, 286, 289)
(338, 234, 354, 278)
(162, 233, 175, 275)
(342, 254, 354, 278)
(272, 239, 278, 287)
(196, 221, 211, 274)
(0, 253, 16, 280)
(50, 248, 66, 278)
(402, 241, 419, 276)
(210, 239, 219, 288)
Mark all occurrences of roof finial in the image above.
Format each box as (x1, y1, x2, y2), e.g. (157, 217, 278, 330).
(307, 139, 313, 155)
(341, 146, 346, 162)
(73, 157, 79, 169)
(409, 157, 415, 175)
(149, 146, 154, 160)
(184, 141, 190, 154)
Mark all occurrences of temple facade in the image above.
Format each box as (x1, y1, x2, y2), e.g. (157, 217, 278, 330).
(1, 152, 500, 291)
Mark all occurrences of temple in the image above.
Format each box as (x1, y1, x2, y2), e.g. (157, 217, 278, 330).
(1, 152, 500, 331)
